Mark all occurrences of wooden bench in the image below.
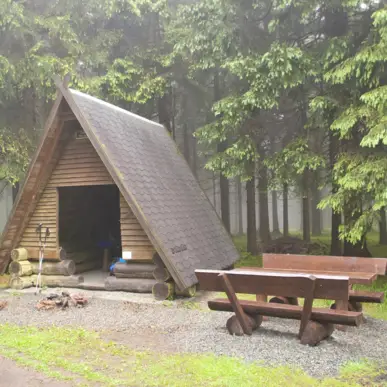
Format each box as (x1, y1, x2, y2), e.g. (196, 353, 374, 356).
(262, 254, 387, 309)
(195, 269, 363, 346)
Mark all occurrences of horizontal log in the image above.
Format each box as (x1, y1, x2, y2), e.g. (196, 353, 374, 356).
(25, 248, 66, 261)
(11, 248, 29, 262)
(152, 281, 175, 301)
(105, 277, 157, 293)
(30, 260, 75, 276)
(175, 285, 197, 298)
(349, 290, 384, 303)
(74, 260, 102, 274)
(153, 267, 171, 282)
(152, 253, 165, 270)
(208, 299, 363, 327)
(113, 263, 155, 279)
(9, 276, 34, 290)
(9, 261, 33, 276)
(31, 275, 84, 288)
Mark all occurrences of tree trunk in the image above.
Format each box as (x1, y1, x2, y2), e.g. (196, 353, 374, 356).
(191, 134, 197, 177)
(343, 209, 371, 257)
(343, 238, 371, 257)
(183, 123, 190, 164)
(272, 191, 280, 233)
(157, 94, 171, 134)
(302, 171, 311, 242)
(212, 171, 217, 211)
(12, 182, 20, 202)
(237, 177, 244, 236)
(311, 173, 322, 236)
(219, 171, 230, 232)
(258, 164, 271, 244)
(213, 70, 230, 231)
(379, 207, 387, 245)
(246, 176, 258, 255)
(331, 210, 341, 255)
(283, 183, 289, 237)
(329, 132, 341, 255)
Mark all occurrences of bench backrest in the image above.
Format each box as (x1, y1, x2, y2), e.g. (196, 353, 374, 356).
(263, 254, 387, 275)
(195, 269, 350, 301)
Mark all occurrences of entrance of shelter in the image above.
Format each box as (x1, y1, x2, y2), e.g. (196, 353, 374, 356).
(58, 185, 122, 286)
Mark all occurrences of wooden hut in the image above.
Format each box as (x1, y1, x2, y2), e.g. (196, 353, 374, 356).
(0, 79, 238, 298)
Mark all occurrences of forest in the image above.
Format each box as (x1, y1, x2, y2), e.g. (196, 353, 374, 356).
(1, 0, 387, 257)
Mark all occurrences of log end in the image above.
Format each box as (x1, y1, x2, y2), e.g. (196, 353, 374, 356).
(11, 248, 28, 262)
(152, 281, 175, 301)
(226, 314, 262, 336)
(153, 267, 171, 282)
(300, 321, 334, 346)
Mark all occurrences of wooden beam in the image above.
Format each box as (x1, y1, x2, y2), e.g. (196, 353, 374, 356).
(299, 277, 316, 337)
(219, 273, 252, 335)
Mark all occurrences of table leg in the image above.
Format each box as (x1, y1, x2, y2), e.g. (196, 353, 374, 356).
(335, 299, 348, 331)
(256, 294, 269, 321)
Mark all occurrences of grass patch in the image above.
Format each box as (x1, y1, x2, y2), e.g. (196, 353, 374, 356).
(0, 324, 385, 386)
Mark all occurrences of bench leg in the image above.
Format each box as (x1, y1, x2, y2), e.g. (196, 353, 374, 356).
(219, 273, 253, 335)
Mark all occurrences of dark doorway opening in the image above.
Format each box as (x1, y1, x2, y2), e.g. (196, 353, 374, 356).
(58, 185, 122, 268)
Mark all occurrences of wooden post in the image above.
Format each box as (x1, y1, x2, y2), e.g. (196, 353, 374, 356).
(299, 277, 316, 338)
(102, 249, 110, 272)
(219, 273, 252, 335)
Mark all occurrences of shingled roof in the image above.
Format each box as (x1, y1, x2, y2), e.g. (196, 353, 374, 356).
(0, 82, 239, 290)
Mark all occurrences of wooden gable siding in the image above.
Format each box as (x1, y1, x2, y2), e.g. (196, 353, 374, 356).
(120, 194, 155, 260)
(20, 133, 114, 250)
(47, 135, 114, 187)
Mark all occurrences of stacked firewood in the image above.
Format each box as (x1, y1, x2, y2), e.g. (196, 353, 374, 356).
(151, 254, 196, 301)
(36, 291, 88, 310)
(8, 248, 85, 290)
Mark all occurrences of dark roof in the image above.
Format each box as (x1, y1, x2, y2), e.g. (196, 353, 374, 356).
(0, 84, 239, 289)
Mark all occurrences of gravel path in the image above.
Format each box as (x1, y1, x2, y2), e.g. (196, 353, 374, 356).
(1, 289, 386, 378)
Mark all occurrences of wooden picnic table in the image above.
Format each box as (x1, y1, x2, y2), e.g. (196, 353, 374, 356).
(235, 267, 378, 286)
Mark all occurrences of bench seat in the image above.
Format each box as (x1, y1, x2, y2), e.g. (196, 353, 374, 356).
(208, 298, 363, 327)
(349, 290, 385, 304)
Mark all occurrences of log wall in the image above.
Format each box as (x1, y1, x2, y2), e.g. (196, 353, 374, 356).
(20, 130, 114, 250)
(120, 194, 155, 260)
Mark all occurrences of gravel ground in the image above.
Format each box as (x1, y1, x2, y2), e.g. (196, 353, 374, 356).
(1, 289, 387, 378)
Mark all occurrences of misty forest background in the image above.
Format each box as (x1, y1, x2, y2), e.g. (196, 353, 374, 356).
(1, 0, 387, 258)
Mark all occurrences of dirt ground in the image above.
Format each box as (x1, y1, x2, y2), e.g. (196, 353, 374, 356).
(0, 356, 72, 387)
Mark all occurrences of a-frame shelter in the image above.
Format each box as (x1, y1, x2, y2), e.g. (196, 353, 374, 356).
(0, 81, 238, 290)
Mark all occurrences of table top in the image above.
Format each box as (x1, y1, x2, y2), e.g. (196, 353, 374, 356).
(235, 267, 378, 285)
